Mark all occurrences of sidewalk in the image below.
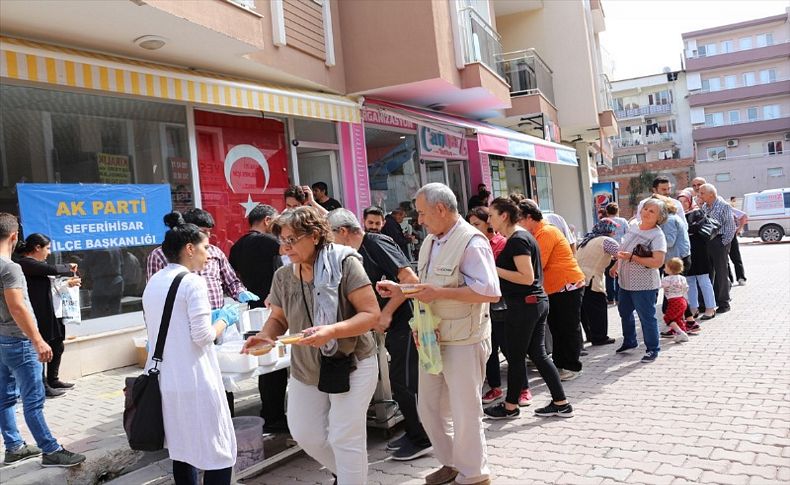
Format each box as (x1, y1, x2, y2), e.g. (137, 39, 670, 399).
(1, 240, 788, 484)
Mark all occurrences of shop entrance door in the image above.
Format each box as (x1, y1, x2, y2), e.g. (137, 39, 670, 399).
(297, 150, 341, 203)
(447, 161, 469, 214)
(423, 160, 446, 185)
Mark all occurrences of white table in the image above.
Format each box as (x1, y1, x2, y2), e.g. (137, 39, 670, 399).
(221, 353, 291, 393)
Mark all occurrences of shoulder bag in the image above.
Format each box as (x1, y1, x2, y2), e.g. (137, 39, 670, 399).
(687, 209, 721, 240)
(123, 271, 187, 451)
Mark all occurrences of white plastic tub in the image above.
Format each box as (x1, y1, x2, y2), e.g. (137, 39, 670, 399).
(216, 341, 257, 373)
(232, 416, 265, 472)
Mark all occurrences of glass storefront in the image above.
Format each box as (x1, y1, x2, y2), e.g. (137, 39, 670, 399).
(0, 84, 193, 325)
(489, 156, 554, 212)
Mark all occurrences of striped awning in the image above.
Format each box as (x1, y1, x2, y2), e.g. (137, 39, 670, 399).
(0, 36, 360, 123)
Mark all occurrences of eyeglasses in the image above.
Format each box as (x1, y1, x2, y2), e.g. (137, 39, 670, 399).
(278, 233, 309, 247)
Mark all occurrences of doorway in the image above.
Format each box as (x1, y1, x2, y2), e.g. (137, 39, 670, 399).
(297, 149, 341, 203)
(420, 159, 469, 214)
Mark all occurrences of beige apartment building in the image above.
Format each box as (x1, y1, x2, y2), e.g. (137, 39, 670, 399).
(683, 10, 790, 198)
(0, 0, 608, 377)
(492, 0, 618, 231)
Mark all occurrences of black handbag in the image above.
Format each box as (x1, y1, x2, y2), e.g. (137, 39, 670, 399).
(123, 272, 187, 451)
(299, 265, 355, 394)
(632, 243, 653, 258)
(687, 209, 721, 240)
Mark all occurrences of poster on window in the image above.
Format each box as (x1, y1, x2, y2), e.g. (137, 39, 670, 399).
(195, 110, 290, 255)
(97, 153, 132, 184)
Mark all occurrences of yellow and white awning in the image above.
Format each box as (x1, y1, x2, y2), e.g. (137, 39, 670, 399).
(0, 36, 360, 123)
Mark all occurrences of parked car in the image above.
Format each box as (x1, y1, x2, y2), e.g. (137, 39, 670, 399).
(742, 188, 790, 242)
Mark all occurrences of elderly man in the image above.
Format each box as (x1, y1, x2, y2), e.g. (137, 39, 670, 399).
(328, 209, 432, 461)
(699, 184, 736, 314)
(377, 183, 499, 485)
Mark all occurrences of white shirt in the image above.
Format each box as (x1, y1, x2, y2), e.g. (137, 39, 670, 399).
(428, 218, 501, 298)
(544, 212, 577, 245)
(143, 264, 237, 470)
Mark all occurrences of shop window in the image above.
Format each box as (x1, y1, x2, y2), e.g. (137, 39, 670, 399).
(365, 127, 420, 214)
(706, 146, 727, 161)
(293, 117, 337, 144)
(0, 84, 192, 327)
(534, 161, 553, 212)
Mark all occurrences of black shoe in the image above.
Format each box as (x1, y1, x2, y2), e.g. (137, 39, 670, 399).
(580, 350, 589, 356)
(591, 338, 615, 346)
(262, 419, 290, 434)
(386, 434, 410, 451)
(641, 351, 659, 363)
(45, 385, 66, 398)
(616, 343, 638, 353)
(534, 401, 574, 418)
(660, 331, 676, 338)
(41, 448, 86, 467)
(700, 313, 716, 321)
(484, 403, 520, 420)
(3, 443, 42, 464)
(48, 379, 74, 389)
(390, 441, 433, 461)
(716, 306, 731, 314)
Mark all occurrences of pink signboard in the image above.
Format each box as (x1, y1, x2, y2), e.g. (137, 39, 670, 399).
(419, 126, 468, 160)
(362, 109, 416, 130)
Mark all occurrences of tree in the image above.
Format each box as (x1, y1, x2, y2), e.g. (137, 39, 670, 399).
(628, 169, 657, 211)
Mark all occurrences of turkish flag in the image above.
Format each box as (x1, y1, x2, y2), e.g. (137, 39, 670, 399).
(195, 110, 290, 255)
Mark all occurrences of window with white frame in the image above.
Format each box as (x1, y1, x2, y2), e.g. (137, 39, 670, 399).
(700, 43, 717, 57)
(756, 33, 774, 47)
(706, 146, 727, 160)
(739, 36, 752, 50)
(728, 110, 740, 124)
(705, 112, 724, 127)
(759, 69, 776, 84)
(742, 72, 756, 86)
(747, 107, 759, 121)
(721, 40, 734, 53)
(767, 167, 784, 177)
(658, 149, 674, 160)
(763, 105, 780, 120)
(767, 141, 784, 155)
(708, 78, 721, 92)
(658, 119, 676, 133)
(229, 0, 256, 8)
(715, 173, 731, 182)
(724, 75, 737, 89)
(648, 90, 672, 105)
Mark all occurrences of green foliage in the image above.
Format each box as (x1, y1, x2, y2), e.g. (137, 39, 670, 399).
(628, 169, 657, 209)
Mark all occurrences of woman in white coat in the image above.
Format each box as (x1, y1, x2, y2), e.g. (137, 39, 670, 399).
(143, 212, 237, 485)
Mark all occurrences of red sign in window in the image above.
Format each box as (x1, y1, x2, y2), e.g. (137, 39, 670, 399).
(195, 110, 290, 254)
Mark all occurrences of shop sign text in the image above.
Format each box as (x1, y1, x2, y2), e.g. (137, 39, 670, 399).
(419, 126, 468, 160)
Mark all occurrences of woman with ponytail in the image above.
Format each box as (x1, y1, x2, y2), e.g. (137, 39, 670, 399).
(16, 233, 80, 397)
(142, 212, 237, 485)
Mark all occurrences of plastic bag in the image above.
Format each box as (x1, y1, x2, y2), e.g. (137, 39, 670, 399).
(60, 285, 81, 324)
(409, 302, 442, 375)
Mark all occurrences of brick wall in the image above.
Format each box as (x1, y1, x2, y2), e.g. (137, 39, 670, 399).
(598, 158, 695, 218)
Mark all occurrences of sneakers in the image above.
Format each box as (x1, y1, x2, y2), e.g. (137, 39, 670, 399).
(385, 434, 410, 451)
(41, 448, 86, 468)
(660, 330, 676, 338)
(737, 278, 746, 286)
(687, 323, 701, 334)
(484, 403, 520, 420)
(481, 387, 503, 405)
(534, 401, 574, 418)
(558, 369, 581, 382)
(518, 388, 533, 407)
(48, 379, 74, 389)
(641, 351, 659, 363)
(616, 343, 638, 353)
(674, 331, 689, 343)
(45, 385, 66, 398)
(390, 441, 432, 461)
(3, 443, 42, 465)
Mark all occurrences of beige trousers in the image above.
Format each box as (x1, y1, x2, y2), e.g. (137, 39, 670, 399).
(417, 339, 491, 484)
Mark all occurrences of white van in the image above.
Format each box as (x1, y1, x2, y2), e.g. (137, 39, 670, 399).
(742, 188, 790, 242)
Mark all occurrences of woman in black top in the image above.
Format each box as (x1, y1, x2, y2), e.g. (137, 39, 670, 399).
(16, 234, 80, 396)
(483, 198, 572, 419)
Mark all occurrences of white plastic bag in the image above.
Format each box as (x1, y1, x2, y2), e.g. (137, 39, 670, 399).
(60, 285, 81, 324)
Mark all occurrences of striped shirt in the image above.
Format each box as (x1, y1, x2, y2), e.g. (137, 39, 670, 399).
(146, 245, 246, 310)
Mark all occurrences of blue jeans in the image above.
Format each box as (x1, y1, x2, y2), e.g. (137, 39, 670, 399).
(685, 274, 716, 310)
(617, 288, 660, 354)
(0, 335, 60, 453)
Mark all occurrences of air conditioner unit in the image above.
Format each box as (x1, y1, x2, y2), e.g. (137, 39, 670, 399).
(726, 139, 739, 147)
(784, 132, 790, 141)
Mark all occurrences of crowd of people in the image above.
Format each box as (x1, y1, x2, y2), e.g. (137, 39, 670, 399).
(0, 174, 748, 485)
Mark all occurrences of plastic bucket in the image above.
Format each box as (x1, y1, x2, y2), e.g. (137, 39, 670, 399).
(232, 416, 265, 472)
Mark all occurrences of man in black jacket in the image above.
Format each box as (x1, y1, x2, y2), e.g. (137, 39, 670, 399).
(381, 208, 414, 258)
(229, 204, 288, 433)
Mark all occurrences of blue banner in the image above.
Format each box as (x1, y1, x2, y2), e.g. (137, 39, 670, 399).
(17, 183, 172, 252)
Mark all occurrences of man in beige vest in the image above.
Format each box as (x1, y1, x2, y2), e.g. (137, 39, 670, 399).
(378, 183, 500, 485)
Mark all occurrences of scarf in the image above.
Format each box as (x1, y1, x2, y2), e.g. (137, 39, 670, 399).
(311, 243, 363, 356)
(578, 218, 618, 249)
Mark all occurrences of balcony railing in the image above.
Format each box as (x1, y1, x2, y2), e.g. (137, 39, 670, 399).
(614, 104, 672, 119)
(458, 7, 505, 78)
(497, 49, 555, 105)
(613, 133, 676, 148)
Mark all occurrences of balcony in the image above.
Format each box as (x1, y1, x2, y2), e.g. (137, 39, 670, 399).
(458, 7, 505, 78)
(498, 49, 555, 105)
(689, 80, 790, 107)
(614, 104, 672, 120)
(613, 133, 677, 155)
(691, 117, 790, 142)
(686, 42, 790, 71)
